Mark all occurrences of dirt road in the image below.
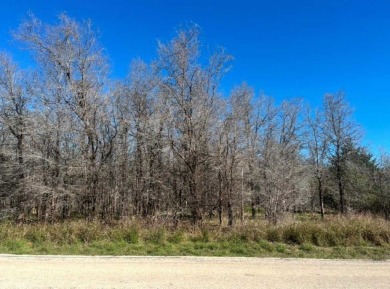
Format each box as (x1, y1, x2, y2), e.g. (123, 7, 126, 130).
(0, 255, 389, 289)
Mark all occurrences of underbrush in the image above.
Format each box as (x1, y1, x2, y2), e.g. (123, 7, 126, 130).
(0, 214, 389, 259)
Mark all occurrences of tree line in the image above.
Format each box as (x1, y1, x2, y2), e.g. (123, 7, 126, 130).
(0, 14, 389, 224)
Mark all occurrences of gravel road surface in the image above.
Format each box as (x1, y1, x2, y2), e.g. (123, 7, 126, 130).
(0, 255, 389, 289)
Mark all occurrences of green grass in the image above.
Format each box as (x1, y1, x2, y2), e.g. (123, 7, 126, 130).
(0, 215, 389, 259)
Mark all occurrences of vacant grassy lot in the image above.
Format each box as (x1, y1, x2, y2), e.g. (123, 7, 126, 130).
(0, 214, 389, 259)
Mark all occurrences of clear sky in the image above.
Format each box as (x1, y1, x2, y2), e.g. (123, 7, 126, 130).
(1, 0, 389, 156)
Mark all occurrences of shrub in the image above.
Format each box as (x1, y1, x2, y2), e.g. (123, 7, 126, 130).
(145, 228, 166, 244)
(282, 225, 302, 245)
(167, 230, 185, 244)
(266, 227, 282, 242)
(123, 227, 140, 244)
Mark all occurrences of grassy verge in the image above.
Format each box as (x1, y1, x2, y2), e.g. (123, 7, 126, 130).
(0, 215, 389, 260)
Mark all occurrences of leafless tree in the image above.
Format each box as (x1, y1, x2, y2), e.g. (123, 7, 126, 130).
(306, 108, 329, 219)
(0, 53, 31, 218)
(259, 99, 306, 223)
(15, 13, 116, 219)
(156, 25, 231, 224)
(377, 152, 390, 219)
(0, 13, 384, 224)
(323, 92, 360, 214)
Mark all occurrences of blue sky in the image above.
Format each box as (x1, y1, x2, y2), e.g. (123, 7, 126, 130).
(1, 0, 389, 156)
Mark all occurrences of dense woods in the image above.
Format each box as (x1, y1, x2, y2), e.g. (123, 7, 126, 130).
(1, 14, 389, 225)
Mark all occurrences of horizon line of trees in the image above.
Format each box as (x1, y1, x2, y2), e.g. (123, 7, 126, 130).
(0, 13, 389, 224)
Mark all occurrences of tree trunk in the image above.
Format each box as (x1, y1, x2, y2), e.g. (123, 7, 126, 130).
(218, 170, 223, 225)
(317, 177, 325, 220)
(227, 201, 233, 226)
(17, 135, 24, 180)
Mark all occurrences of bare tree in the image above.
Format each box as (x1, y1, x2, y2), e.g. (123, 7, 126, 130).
(157, 25, 231, 224)
(0, 13, 385, 224)
(377, 152, 390, 219)
(0, 53, 31, 218)
(306, 108, 329, 219)
(323, 92, 360, 214)
(114, 59, 165, 217)
(215, 97, 242, 226)
(259, 99, 306, 223)
(15, 13, 114, 218)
